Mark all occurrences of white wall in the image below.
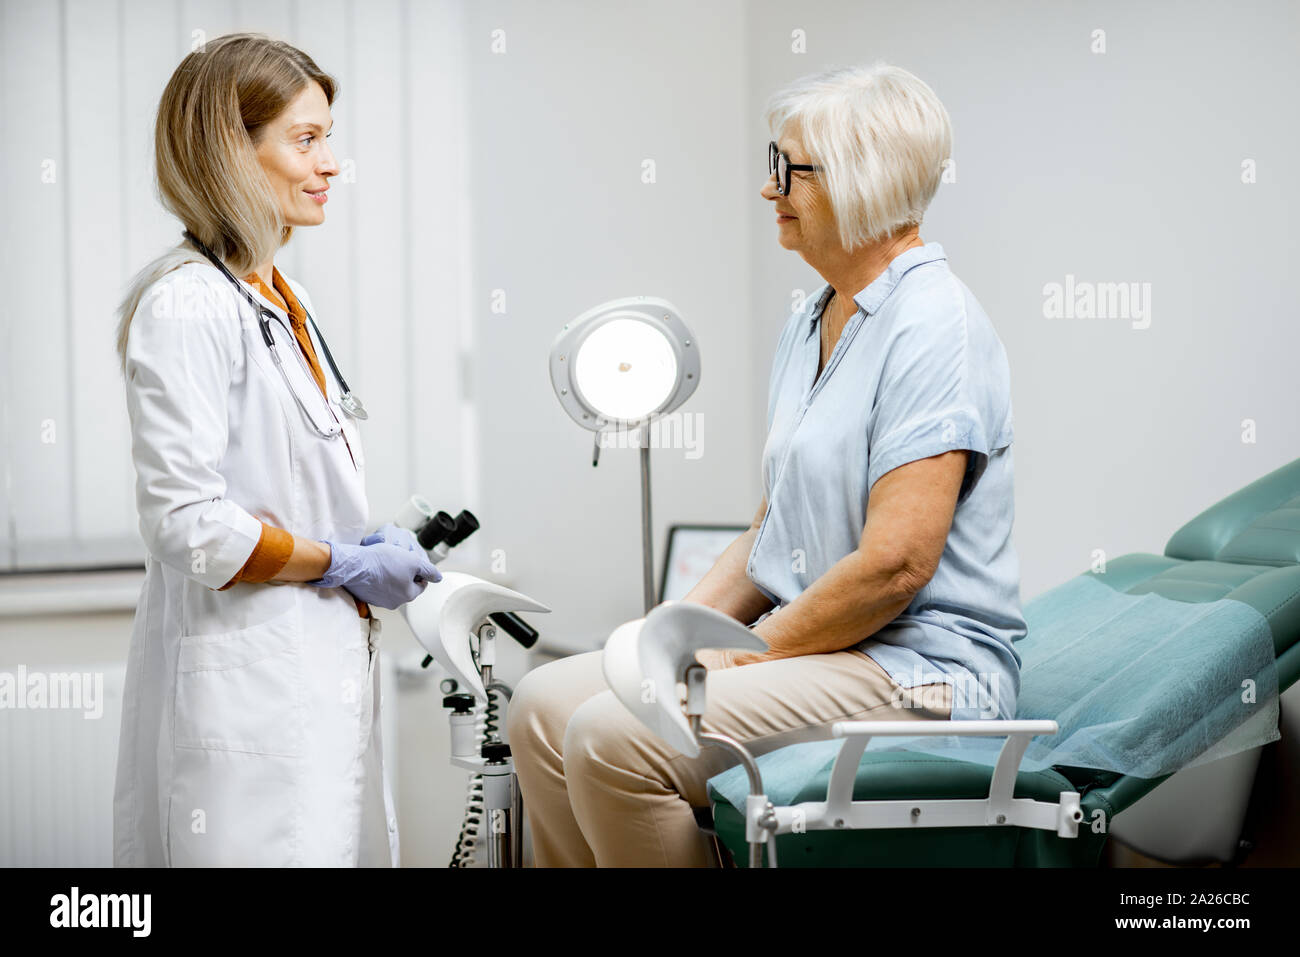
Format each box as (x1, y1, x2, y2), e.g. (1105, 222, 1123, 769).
(462, 0, 756, 647)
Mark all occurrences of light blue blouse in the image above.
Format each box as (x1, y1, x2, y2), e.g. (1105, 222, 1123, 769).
(746, 242, 1026, 721)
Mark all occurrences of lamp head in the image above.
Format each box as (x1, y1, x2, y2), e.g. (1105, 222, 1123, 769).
(550, 296, 700, 431)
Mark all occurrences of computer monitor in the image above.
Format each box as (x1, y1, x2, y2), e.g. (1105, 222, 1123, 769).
(658, 524, 749, 603)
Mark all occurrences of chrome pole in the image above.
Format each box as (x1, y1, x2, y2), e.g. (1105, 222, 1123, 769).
(640, 425, 654, 614)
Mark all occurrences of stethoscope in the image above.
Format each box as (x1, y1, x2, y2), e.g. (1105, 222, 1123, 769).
(183, 230, 368, 436)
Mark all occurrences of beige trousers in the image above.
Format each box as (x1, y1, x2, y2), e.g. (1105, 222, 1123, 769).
(505, 646, 952, 867)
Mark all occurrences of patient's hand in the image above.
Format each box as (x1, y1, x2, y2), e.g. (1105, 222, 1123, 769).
(694, 649, 734, 670)
(696, 649, 776, 669)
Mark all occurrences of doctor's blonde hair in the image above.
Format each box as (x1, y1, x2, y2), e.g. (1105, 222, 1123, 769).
(115, 33, 337, 371)
(765, 62, 952, 251)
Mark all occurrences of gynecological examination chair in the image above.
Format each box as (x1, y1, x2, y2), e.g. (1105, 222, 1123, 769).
(607, 456, 1300, 867)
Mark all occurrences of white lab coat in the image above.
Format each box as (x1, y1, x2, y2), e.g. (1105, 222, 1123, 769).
(113, 260, 399, 867)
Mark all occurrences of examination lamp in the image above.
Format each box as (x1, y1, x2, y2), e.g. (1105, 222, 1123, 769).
(549, 297, 701, 613)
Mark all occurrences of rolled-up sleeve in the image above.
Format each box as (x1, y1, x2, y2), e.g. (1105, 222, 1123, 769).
(218, 521, 295, 589)
(866, 303, 992, 504)
(124, 269, 264, 590)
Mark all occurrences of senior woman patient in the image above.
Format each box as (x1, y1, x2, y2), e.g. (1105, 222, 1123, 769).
(507, 62, 1027, 867)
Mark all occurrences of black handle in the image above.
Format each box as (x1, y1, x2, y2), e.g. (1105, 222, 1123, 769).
(416, 511, 458, 550)
(445, 509, 479, 547)
(489, 612, 538, 649)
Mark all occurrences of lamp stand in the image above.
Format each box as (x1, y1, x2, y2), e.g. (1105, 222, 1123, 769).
(639, 425, 655, 614)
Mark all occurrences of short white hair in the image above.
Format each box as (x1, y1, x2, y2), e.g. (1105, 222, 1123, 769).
(765, 62, 952, 250)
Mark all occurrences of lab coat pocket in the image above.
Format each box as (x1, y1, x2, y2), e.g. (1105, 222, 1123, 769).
(174, 606, 305, 757)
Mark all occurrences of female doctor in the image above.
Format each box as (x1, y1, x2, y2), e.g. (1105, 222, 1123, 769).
(112, 33, 440, 867)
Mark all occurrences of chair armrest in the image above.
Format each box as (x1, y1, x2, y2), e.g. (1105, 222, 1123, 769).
(822, 719, 1066, 831)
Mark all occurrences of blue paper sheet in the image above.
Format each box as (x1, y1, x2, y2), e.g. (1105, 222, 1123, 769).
(711, 574, 1280, 809)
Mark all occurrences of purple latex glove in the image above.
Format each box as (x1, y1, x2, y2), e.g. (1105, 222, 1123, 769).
(309, 539, 442, 609)
(361, 522, 422, 553)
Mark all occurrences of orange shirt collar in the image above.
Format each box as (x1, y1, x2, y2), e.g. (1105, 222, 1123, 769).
(244, 267, 306, 321)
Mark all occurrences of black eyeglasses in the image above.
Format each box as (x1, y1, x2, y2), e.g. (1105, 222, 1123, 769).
(768, 141, 822, 195)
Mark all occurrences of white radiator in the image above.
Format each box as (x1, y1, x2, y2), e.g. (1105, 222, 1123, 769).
(1, 654, 403, 867)
(0, 663, 125, 866)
